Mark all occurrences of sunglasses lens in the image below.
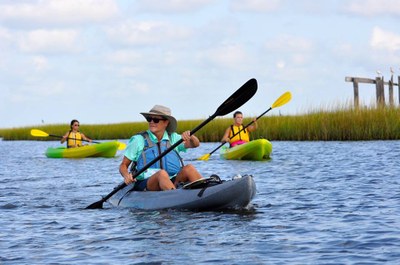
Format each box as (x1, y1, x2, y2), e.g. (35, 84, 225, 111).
(146, 117, 163, 123)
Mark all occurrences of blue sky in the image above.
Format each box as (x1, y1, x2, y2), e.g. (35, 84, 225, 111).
(1, 0, 400, 129)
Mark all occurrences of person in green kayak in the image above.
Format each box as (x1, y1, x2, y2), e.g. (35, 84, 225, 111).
(60, 119, 92, 148)
(221, 111, 258, 147)
(119, 105, 204, 191)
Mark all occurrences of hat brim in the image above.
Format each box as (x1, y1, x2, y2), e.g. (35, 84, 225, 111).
(140, 112, 177, 133)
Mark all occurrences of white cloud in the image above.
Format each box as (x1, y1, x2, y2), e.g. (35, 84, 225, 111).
(119, 67, 143, 77)
(38, 81, 65, 96)
(105, 20, 193, 46)
(32, 56, 49, 71)
(334, 43, 354, 55)
(265, 35, 314, 53)
(370, 27, 400, 52)
(134, 0, 214, 13)
(276, 60, 285, 69)
(264, 35, 314, 68)
(18, 29, 80, 53)
(345, 0, 400, 16)
(199, 44, 249, 69)
(0, 0, 118, 25)
(230, 0, 282, 12)
(0, 27, 12, 45)
(107, 50, 142, 65)
(291, 54, 308, 65)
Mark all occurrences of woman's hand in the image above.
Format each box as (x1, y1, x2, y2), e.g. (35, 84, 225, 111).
(123, 172, 136, 185)
(182, 130, 199, 148)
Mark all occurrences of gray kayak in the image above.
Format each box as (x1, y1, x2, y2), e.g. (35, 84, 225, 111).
(108, 175, 256, 211)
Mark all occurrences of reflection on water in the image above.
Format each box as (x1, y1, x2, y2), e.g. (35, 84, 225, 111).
(1, 140, 400, 264)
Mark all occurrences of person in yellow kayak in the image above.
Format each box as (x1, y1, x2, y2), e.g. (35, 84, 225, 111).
(60, 119, 92, 148)
(119, 105, 204, 191)
(221, 111, 258, 147)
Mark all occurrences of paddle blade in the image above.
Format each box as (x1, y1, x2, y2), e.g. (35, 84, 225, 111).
(197, 153, 211, 161)
(86, 182, 127, 209)
(30, 129, 49, 137)
(272, 91, 292, 109)
(215, 78, 258, 116)
(86, 200, 104, 209)
(117, 142, 127, 150)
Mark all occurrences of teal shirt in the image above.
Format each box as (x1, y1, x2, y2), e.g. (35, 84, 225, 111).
(124, 130, 187, 180)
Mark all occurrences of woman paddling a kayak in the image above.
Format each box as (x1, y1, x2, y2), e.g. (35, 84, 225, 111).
(60, 119, 92, 148)
(119, 105, 204, 191)
(220, 111, 258, 147)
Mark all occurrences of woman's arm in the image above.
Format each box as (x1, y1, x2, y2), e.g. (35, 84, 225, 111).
(248, 119, 258, 132)
(119, 156, 135, 185)
(182, 131, 200, 148)
(60, 132, 69, 144)
(221, 127, 231, 143)
(81, 133, 92, 143)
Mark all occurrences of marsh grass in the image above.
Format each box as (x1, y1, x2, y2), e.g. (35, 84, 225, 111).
(257, 105, 400, 141)
(1, 105, 400, 141)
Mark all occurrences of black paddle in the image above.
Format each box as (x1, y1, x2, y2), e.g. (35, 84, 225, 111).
(85, 78, 258, 209)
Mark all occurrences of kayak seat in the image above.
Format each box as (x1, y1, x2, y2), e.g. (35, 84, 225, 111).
(209, 174, 222, 183)
(182, 175, 223, 190)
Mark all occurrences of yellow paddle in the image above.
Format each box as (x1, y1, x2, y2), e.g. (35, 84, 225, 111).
(30, 129, 127, 150)
(197, 91, 292, 160)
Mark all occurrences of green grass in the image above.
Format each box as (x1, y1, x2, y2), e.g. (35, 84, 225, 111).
(1, 105, 400, 141)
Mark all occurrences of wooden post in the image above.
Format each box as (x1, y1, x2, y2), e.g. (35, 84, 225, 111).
(375, 77, 380, 105)
(389, 75, 394, 106)
(353, 80, 359, 108)
(375, 77, 385, 106)
(398, 75, 400, 105)
(346, 75, 400, 107)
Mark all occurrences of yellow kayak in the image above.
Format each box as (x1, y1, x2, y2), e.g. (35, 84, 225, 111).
(220, 139, 272, 161)
(45, 141, 119, 158)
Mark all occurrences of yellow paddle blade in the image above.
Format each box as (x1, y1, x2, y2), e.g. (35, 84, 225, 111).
(272, 91, 292, 109)
(30, 129, 49, 137)
(117, 142, 127, 150)
(197, 153, 211, 161)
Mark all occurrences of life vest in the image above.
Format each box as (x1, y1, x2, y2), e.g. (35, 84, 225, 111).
(229, 125, 250, 147)
(67, 131, 82, 148)
(132, 131, 184, 179)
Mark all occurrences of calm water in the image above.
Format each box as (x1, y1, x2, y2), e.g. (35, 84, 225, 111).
(0, 140, 399, 264)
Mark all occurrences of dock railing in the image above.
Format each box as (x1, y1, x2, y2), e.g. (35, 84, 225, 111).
(345, 74, 399, 107)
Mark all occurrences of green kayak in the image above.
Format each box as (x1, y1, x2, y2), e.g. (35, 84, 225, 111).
(220, 139, 272, 161)
(45, 141, 119, 158)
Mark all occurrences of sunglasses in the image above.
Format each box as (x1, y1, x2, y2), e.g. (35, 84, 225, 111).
(146, 117, 167, 123)
(73, 124, 80, 127)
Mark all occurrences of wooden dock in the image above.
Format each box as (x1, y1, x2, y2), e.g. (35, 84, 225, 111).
(345, 75, 399, 107)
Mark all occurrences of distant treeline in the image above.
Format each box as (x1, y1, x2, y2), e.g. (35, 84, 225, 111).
(1, 106, 400, 141)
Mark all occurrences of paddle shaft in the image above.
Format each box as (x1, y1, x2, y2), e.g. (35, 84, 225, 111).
(207, 107, 273, 156)
(31, 129, 125, 150)
(46, 134, 98, 144)
(198, 91, 291, 160)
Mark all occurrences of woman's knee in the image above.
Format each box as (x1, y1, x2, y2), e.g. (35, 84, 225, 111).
(182, 164, 195, 173)
(156, 169, 169, 179)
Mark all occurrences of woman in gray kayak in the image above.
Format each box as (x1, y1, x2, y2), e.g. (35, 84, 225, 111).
(119, 105, 204, 191)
